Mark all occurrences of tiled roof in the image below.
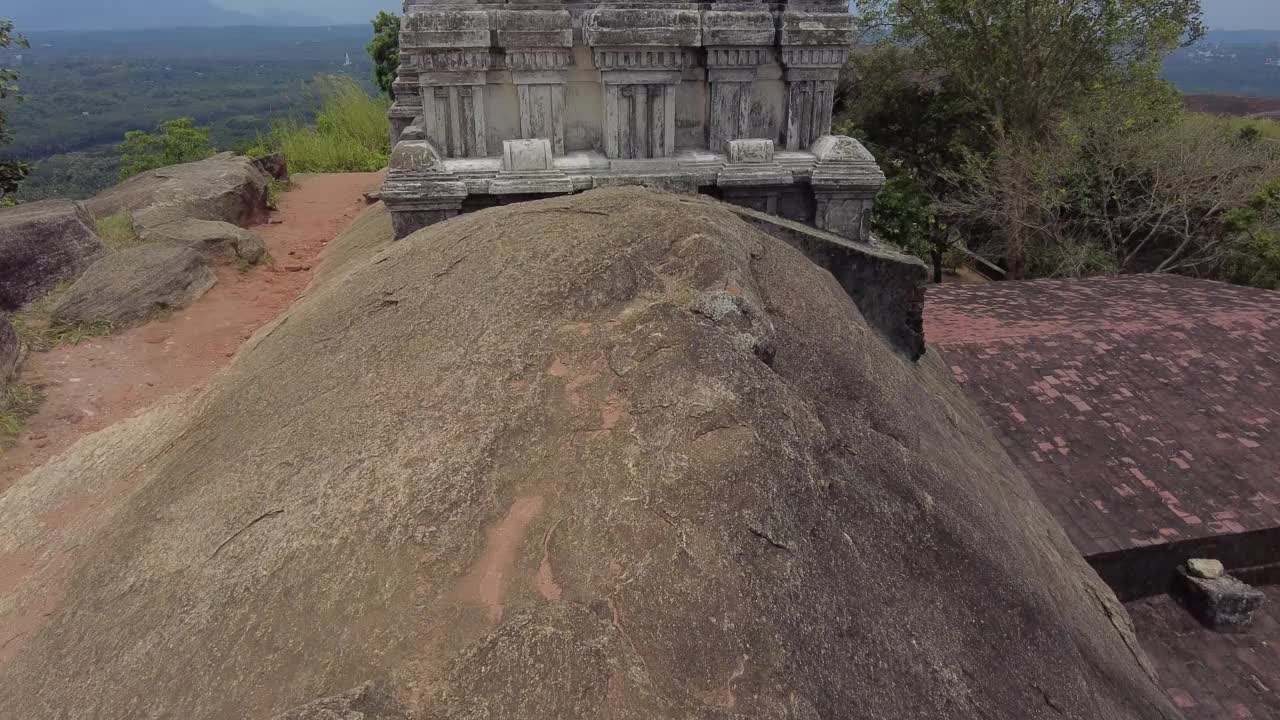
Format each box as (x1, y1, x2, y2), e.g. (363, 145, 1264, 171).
(926, 275, 1280, 557)
(1127, 587, 1280, 720)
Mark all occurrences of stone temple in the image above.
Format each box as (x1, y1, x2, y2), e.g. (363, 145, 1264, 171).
(380, 0, 885, 241)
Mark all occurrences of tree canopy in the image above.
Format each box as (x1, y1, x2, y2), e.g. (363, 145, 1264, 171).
(855, 0, 1205, 138)
(368, 11, 401, 100)
(118, 118, 215, 180)
(0, 18, 30, 202)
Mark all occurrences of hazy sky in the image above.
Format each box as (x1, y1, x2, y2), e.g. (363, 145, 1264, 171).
(212, 0, 1279, 30)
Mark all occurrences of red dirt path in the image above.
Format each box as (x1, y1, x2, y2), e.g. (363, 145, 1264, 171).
(0, 172, 384, 491)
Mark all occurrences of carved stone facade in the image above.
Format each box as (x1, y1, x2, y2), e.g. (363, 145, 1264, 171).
(382, 0, 884, 243)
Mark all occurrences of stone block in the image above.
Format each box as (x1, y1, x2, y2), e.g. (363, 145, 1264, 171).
(503, 139, 556, 172)
(390, 141, 448, 174)
(495, 10, 573, 49)
(1175, 567, 1267, 633)
(702, 11, 776, 46)
(779, 12, 855, 47)
(583, 9, 702, 47)
(727, 139, 775, 164)
(1187, 558, 1225, 580)
(401, 10, 491, 50)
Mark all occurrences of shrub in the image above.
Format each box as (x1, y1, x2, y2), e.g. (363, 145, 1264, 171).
(119, 118, 216, 179)
(95, 212, 142, 251)
(250, 77, 390, 174)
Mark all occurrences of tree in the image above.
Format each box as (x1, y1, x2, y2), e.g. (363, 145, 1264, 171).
(836, 47, 989, 281)
(941, 112, 1280, 281)
(0, 19, 30, 204)
(855, 0, 1205, 139)
(368, 11, 401, 100)
(118, 118, 215, 179)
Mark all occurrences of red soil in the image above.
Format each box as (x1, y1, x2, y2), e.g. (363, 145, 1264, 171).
(0, 172, 384, 492)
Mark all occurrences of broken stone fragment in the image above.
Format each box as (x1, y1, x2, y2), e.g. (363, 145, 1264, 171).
(1186, 558, 1224, 580)
(1175, 566, 1266, 633)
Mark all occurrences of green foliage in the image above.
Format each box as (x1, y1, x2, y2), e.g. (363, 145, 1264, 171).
(266, 178, 292, 211)
(368, 12, 401, 99)
(0, 381, 42, 447)
(249, 77, 390, 173)
(118, 118, 215, 179)
(855, 0, 1205, 139)
(95, 212, 141, 251)
(0, 18, 31, 202)
(8, 284, 114, 353)
(1222, 179, 1280, 290)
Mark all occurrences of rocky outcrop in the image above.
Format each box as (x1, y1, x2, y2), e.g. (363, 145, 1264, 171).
(0, 200, 105, 311)
(87, 152, 270, 233)
(272, 683, 407, 720)
(0, 189, 1176, 719)
(252, 153, 289, 182)
(140, 218, 266, 265)
(0, 316, 18, 383)
(50, 246, 216, 327)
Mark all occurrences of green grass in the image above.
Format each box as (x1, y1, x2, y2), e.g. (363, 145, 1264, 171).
(0, 381, 43, 446)
(266, 179, 293, 210)
(1186, 112, 1280, 141)
(7, 284, 114, 353)
(95, 212, 143, 251)
(250, 76, 391, 174)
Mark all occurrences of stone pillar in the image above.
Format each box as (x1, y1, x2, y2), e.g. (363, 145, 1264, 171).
(585, 9, 702, 160)
(381, 140, 468, 240)
(703, 7, 774, 153)
(402, 6, 493, 158)
(717, 138, 794, 214)
(809, 135, 885, 242)
(388, 51, 421, 147)
(779, 11, 853, 151)
(497, 8, 574, 157)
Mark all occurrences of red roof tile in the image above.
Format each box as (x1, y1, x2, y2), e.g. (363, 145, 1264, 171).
(926, 275, 1280, 558)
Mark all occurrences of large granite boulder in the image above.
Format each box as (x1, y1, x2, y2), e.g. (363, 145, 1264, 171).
(0, 316, 18, 383)
(49, 246, 216, 327)
(0, 200, 105, 311)
(87, 152, 271, 233)
(0, 190, 1176, 719)
(140, 217, 266, 265)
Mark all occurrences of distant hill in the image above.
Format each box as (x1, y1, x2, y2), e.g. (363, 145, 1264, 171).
(6, 0, 287, 31)
(1184, 94, 1280, 119)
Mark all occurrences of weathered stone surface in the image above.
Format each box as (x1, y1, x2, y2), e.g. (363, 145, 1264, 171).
(252, 153, 290, 182)
(1187, 558, 1225, 580)
(0, 315, 18, 383)
(0, 200, 105, 311)
(1175, 567, 1267, 632)
(0, 190, 1176, 719)
(50, 246, 216, 327)
(273, 683, 408, 720)
(140, 218, 266, 265)
(87, 153, 270, 232)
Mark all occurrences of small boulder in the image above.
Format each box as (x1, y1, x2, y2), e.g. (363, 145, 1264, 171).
(272, 683, 407, 720)
(0, 200, 106, 311)
(252, 153, 289, 182)
(1175, 566, 1267, 632)
(1186, 558, 1225, 580)
(0, 315, 19, 382)
(141, 218, 266, 265)
(51, 246, 216, 328)
(87, 153, 270, 232)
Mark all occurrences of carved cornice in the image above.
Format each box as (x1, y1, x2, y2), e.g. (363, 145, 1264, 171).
(592, 47, 698, 71)
(506, 48, 575, 72)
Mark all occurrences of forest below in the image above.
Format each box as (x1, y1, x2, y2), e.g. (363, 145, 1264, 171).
(0, 25, 377, 201)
